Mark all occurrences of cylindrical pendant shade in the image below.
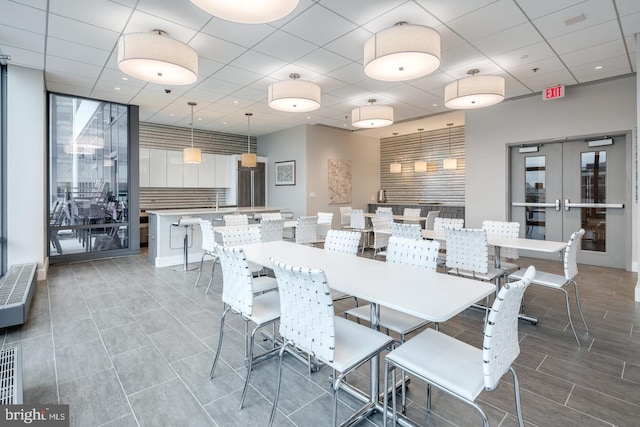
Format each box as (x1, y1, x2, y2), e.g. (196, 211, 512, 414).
(444, 75, 505, 109)
(183, 147, 202, 164)
(268, 79, 321, 112)
(364, 24, 441, 81)
(352, 105, 394, 128)
(118, 32, 198, 85)
(414, 160, 427, 172)
(390, 162, 402, 173)
(190, 0, 299, 24)
(241, 153, 257, 168)
(443, 158, 457, 169)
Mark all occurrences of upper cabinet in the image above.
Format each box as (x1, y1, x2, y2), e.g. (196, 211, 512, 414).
(140, 148, 232, 188)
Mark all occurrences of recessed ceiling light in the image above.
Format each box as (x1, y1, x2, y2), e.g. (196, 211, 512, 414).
(121, 77, 128, 80)
(233, 101, 238, 104)
(198, 117, 202, 120)
(170, 113, 174, 116)
(114, 87, 120, 90)
(564, 13, 585, 26)
(223, 121, 227, 124)
(595, 65, 603, 70)
(307, 116, 311, 119)
(432, 103, 437, 107)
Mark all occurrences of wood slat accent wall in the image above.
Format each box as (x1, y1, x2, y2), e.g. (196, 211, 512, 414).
(380, 125, 465, 204)
(139, 122, 251, 210)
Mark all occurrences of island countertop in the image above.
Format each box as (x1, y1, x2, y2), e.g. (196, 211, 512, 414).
(146, 206, 280, 216)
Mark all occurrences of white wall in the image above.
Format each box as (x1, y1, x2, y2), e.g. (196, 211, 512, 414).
(259, 125, 308, 218)
(6, 65, 47, 279)
(466, 75, 637, 270)
(259, 124, 380, 226)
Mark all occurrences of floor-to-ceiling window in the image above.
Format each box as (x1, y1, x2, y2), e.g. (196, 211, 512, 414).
(49, 93, 136, 261)
(0, 63, 6, 274)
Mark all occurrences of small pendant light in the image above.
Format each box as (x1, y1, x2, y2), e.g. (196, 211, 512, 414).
(183, 102, 201, 164)
(241, 113, 257, 168)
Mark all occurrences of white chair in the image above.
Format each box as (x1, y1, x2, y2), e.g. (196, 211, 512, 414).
(339, 206, 352, 229)
(402, 207, 421, 224)
(260, 218, 284, 242)
(375, 208, 394, 225)
(376, 207, 393, 213)
(194, 219, 218, 290)
(220, 227, 276, 294)
(316, 211, 333, 243)
(209, 244, 281, 411)
(223, 214, 249, 226)
(349, 209, 373, 253)
(425, 210, 440, 230)
(433, 217, 463, 269)
(345, 236, 440, 412)
(509, 229, 589, 346)
(483, 220, 520, 273)
(391, 222, 422, 240)
(171, 217, 202, 272)
(295, 215, 318, 245)
(261, 212, 283, 221)
(268, 259, 393, 427)
(324, 229, 361, 309)
(383, 266, 535, 427)
(372, 215, 391, 258)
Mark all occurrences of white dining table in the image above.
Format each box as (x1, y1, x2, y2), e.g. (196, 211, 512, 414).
(363, 212, 428, 221)
(211, 220, 298, 235)
(236, 240, 494, 426)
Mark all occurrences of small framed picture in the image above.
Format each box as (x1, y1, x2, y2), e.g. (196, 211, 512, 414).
(275, 160, 296, 186)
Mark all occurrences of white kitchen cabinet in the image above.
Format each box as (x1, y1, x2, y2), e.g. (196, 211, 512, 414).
(183, 160, 199, 187)
(215, 154, 232, 188)
(166, 150, 183, 187)
(149, 149, 167, 187)
(139, 148, 150, 187)
(198, 153, 216, 188)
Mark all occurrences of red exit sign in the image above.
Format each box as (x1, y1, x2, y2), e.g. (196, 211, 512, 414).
(543, 85, 565, 100)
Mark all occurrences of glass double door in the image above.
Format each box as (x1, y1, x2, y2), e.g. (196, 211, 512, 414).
(510, 135, 629, 269)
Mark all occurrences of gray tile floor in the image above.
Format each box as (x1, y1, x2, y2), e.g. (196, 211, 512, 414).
(2, 248, 640, 426)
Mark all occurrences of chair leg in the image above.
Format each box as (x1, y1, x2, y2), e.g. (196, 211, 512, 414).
(510, 367, 525, 427)
(195, 253, 206, 287)
(268, 343, 290, 427)
(400, 334, 407, 415)
(205, 258, 218, 294)
(332, 368, 339, 427)
(391, 366, 397, 425)
(210, 306, 231, 379)
(561, 287, 581, 346)
(383, 360, 390, 427)
(239, 324, 259, 409)
(572, 280, 589, 332)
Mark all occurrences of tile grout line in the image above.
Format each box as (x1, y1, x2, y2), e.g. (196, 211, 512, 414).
(46, 275, 61, 406)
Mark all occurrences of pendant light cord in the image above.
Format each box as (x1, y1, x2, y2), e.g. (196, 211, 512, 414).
(246, 112, 253, 154)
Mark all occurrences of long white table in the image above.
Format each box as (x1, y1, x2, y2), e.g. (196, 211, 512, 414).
(212, 220, 298, 235)
(236, 240, 494, 425)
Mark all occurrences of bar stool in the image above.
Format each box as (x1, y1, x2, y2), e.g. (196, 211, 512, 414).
(172, 217, 202, 272)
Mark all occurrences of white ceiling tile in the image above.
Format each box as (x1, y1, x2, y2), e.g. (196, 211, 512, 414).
(518, 68, 577, 91)
(547, 20, 622, 54)
(46, 70, 97, 88)
(295, 48, 352, 74)
(532, 0, 617, 39)
(229, 51, 288, 76)
(444, 59, 503, 79)
(507, 56, 567, 80)
(323, 27, 370, 62)
(92, 80, 141, 97)
(46, 56, 103, 79)
(561, 40, 627, 67)
(571, 55, 632, 79)
(0, 24, 45, 52)
(10, 0, 47, 10)
(447, 0, 528, 41)
(311, 75, 349, 93)
(193, 57, 226, 79)
(491, 41, 556, 69)
(46, 81, 92, 97)
(232, 86, 267, 103)
(620, 11, 640, 37)
(515, 0, 587, 20)
(180, 87, 225, 104)
(123, 10, 197, 43)
(189, 32, 247, 63)
(624, 35, 636, 54)
(326, 62, 368, 85)
(135, 0, 211, 30)
(196, 77, 242, 94)
(408, 71, 456, 92)
(413, 0, 497, 23)
(615, 0, 640, 15)
(0, 2, 46, 34)
(252, 30, 317, 62)
(317, 0, 405, 26)
(49, 0, 132, 32)
(504, 79, 533, 97)
(201, 19, 276, 48)
(362, 2, 441, 33)
(47, 14, 119, 51)
(0, 43, 45, 68)
(267, 64, 321, 82)
(212, 65, 263, 86)
(435, 24, 468, 51)
(438, 44, 486, 72)
(280, 4, 357, 46)
(89, 88, 136, 104)
(47, 37, 111, 67)
(472, 23, 543, 56)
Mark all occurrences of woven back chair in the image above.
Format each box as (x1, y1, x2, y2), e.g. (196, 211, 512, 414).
(425, 210, 440, 231)
(260, 219, 284, 242)
(221, 226, 261, 246)
(324, 229, 360, 254)
(317, 212, 333, 242)
(402, 207, 421, 224)
(224, 214, 249, 226)
(295, 215, 318, 245)
(371, 215, 391, 258)
(391, 222, 422, 240)
(433, 217, 463, 231)
(339, 206, 352, 228)
(210, 244, 280, 410)
(483, 220, 520, 261)
(195, 219, 219, 292)
(444, 228, 490, 275)
(387, 236, 440, 271)
(261, 212, 283, 221)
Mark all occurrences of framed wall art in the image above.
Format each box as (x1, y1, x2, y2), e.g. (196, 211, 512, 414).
(275, 160, 296, 186)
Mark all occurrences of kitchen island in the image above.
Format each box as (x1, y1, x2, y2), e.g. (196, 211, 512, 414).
(146, 207, 281, 267)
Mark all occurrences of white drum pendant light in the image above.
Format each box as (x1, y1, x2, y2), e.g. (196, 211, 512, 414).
(268, 73, 321, 112)
(118, 30, 198, 85)
(364, 22, 441, 82)
(183, 102, 202, 164)
(352, 99, 394, 128)
(241, 113, 257, 168)
(444, 69, 505, 109)
(190, 0, 299, 24)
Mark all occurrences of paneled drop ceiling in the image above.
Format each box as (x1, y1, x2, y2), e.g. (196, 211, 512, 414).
(0, 0, 637, 136)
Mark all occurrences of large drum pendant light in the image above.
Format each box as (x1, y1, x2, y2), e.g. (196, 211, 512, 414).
(241, 113, 257, 168)
(190, 0, 299, 24)
(183, 102, 202, 164)
(268, 73, 321, 112)
(352, 99, 394, 128)
(364, 22, 441, 82)
(444, 69, 505, 109)
(118, 30, 198, 85)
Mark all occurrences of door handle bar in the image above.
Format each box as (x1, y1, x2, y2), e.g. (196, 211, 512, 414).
(564, 200, 624, 211)
(512, 200, 561, 211)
